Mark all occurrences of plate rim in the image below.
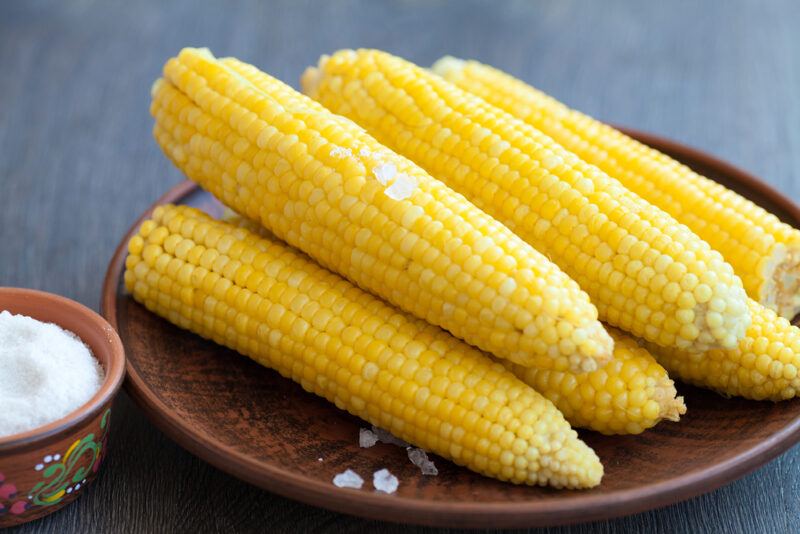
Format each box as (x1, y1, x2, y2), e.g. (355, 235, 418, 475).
(101, 128, 800, 528)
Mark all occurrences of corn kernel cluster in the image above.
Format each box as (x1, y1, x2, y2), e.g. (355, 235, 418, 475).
(302, 49, 751, 353)
(149, 48, 614, 372)
(506, 329, 685, 435)
(125, 204, 603, 488)
(649, 299, 800, 400)
(432, 56, 800, 320)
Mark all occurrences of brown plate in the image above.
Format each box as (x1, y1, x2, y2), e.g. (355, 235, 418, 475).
(101, 129, 800, 529)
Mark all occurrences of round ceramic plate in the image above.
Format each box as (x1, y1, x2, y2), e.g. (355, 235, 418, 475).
(102, 129, 800, 528)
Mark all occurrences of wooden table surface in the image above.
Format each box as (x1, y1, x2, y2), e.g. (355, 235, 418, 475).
(3, 1, 799, 532)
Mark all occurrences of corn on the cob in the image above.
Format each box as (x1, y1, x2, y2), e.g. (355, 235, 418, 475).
(124, 204, 603, 488)
(647, 299, 800, 400)
(302, 49, 750, 353)
(150, 48, 614, 372)
(506, 328, 685, 435)
(432, 56, 800, 320)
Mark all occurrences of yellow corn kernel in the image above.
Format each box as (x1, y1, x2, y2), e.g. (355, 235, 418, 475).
(124, 204, 603, 488)
(506, 328, 685, 434)
(149, 48, 614, 372)
(648, 299, 800, 400)
(303, 49, 751, 352)
(433, 56, 800, 320)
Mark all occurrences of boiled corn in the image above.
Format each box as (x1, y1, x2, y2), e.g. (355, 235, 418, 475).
(648, 299, 800, 401)
(124, 203, 604, 487)
(506, 328, 685, 435)
(432, 56, 800, 319)
(302, 49, 750, 353)
(150, 48, 614, 372)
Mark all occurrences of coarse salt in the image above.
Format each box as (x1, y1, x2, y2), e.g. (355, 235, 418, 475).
(359, 427, 379, 448)
(333, 469, 364, 489)
(384, 174, 416, 201)
(0, 311, 104, 437)
(407, 448, 438, 476)
(372, 163, 397, 185)
(370, 425, 410, 447)
(372, 468, 399, 494)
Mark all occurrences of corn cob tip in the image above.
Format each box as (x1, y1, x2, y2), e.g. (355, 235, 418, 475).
(506, 328, 682, 435)
(179, 46, 214, 61)
(550, 437, 603, 489)
(430, 55, 466, 80)
(655, 377, 686, 422)
(648, 299, 800, 401)
(150, 78, 165, 98)
(574, 322, 614, 372)
(664, 396, 686, 422)
(761, 244, 800, 319)
(302, 53, 341, 98)
(300, 65, 322, 97)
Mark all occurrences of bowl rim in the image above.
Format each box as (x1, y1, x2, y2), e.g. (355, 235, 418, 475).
(0, 287, 126, 453)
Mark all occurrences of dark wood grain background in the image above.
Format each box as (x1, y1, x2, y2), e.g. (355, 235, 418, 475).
(2, 1, 799, 532)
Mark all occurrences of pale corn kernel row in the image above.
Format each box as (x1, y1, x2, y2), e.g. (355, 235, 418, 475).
(149, 47, 614, 372)
(124, 204, 603, 488)
(432, 56, 800, 320)
(302, 49, 751, 353)
(506, 328, 685, 435)
(648, 299, 800, 401)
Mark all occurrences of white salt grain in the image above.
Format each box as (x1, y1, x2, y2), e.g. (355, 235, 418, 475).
(384, 174, 416, 200)
(372, 163, 397, 185)
(373, 468, 399, 494)
(0, 311, 104, 437)
(332, 469, 364, 489)
(359, 427, 379, 448)
(407, 448, 438, 476)
(371, 425, 410, 448)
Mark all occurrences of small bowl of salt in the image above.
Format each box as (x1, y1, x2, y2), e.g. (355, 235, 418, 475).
(0, 287, 125, 527)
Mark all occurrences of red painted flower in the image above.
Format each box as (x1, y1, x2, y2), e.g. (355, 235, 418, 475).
(9, 501, 28, 515)
(0, 480, 17, 500)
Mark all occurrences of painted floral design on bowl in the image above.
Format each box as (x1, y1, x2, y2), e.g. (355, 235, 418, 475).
(0, 408, 111, 518)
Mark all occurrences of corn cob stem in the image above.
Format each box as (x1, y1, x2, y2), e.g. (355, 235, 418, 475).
(124, 204, 603, 488)
(302, 49, 750, 353)
(150, 47, 614, 372)
(505, 328, 685, 435)
(647, 299, 800, 401)
(432, 56, 800, 320)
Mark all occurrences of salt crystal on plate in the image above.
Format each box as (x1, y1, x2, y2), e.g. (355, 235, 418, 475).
(373, 468, 399, 494)
(371, 425, 410, 447)
(407, 447, 438, 476)
(333, 469, 364, 489)
(384, 173, 416, 200)
(372, 163, 397, 185)
(359, 427, 379, 448)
